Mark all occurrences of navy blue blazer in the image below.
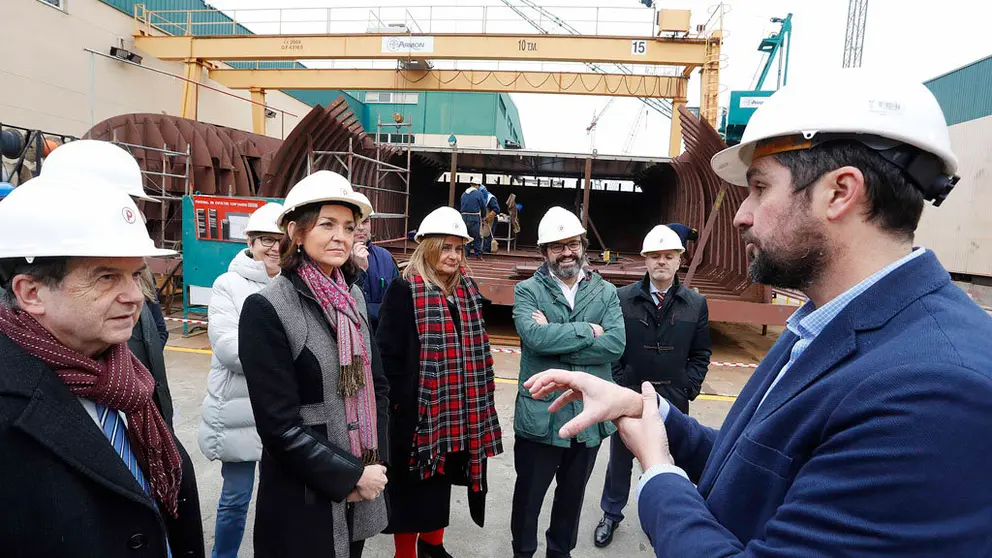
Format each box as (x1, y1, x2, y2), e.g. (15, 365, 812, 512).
(639, 250, 992, 556)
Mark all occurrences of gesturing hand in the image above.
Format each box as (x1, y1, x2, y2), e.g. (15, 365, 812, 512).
(352, 242, 370, 271)
(524, 369, 643, 438)
(616, 382, 674, 470)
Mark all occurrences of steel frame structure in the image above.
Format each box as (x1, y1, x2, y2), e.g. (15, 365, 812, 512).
(308, 117, 414, 254)
(132, 4, 722, 157)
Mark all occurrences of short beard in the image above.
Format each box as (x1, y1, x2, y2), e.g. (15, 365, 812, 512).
(747, 220, 828, 290)
(549, 252, 587, 280)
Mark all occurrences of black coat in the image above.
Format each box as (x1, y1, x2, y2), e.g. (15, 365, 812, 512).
(375, 277, 489, 532)
(129, 303, 175, 428)
(611, 275, 712, 413)
(239, 273, 390, 557)
(0, 332, 204, 558)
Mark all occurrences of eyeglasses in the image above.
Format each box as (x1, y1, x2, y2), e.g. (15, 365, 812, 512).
(255, 236, 281, 248)
(547, 240, 583, 255)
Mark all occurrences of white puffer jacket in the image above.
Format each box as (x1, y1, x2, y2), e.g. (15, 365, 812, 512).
(198, 250, 273, 462)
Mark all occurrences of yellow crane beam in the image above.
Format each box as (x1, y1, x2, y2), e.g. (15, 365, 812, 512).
(134, 33, 710, 67)
(208, 68, 688, 99)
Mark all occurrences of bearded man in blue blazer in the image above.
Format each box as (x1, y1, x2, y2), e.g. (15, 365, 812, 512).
(525, 69, 992, 557)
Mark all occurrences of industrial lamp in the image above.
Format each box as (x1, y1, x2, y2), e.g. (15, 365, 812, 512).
(110, 45, 143, 65)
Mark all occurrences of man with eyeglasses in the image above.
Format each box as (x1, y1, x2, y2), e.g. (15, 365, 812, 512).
(509, 206, 625, 558)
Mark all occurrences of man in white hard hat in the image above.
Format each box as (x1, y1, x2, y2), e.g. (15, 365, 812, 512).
(0, 177, 204, 556)
(523, 69, 992, 555)
(510, 206, 625, 558)
(43, 139, 161, 203)
(592, 225, 711, 548)
(43, 139, 177, 425)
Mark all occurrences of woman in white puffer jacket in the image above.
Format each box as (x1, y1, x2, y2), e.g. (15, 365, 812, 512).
(198, 202, 283, 558)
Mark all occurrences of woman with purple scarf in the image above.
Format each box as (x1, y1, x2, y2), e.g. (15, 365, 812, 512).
(239, 171, 390, 558)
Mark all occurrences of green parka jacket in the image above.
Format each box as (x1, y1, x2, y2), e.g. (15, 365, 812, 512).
(512, 264, 625, 448)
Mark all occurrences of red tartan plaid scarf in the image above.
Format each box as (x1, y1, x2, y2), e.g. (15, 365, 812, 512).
(297, 259, 379, 464)
(0, 306, 183, 517)
(408, 271, 503, 492)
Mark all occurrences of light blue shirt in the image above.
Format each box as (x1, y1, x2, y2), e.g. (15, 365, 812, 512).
(636, 248, 929, 496)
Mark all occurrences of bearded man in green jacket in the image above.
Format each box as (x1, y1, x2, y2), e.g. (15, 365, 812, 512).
(510, 206, 625, 558)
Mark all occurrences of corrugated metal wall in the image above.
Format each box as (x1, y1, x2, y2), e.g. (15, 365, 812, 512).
(925, 55, 992, 126)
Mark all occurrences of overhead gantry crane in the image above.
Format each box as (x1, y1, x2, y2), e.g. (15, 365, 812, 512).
(132, 5, 722, 157)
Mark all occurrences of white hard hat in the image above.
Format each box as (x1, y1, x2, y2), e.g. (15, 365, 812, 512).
(352, 191, 375, 221)
(244, 202, 285, 235)
(641, 225, 685, 256)
(415, 206, 473, 242)
(41, 139, 159, 203)
(537, 206, 586, 246)
(0, 176, 175, 262)
(711, 69, 959, 205)
(276, 170, 373, 229)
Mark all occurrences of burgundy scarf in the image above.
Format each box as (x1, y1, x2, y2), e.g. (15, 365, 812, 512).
(0, 307, 182, 517)
(296, 259, 379, 464)
(408, 271, 503, 491)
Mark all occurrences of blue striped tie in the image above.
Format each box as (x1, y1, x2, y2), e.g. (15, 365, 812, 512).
(95, 402, 152, 495)
(95, 403, 172, 558)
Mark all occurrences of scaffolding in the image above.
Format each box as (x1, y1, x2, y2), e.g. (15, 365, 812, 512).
(111, 135, 191, 251)
(307, 116, 413, 253)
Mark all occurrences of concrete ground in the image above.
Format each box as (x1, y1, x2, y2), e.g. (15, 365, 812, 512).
(165, 322, 777, 557)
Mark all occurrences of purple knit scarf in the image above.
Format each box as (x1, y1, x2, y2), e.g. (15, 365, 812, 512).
(297, 260, 379, 463)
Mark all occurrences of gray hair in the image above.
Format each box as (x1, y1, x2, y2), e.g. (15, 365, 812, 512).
(0, 257, 73, 309)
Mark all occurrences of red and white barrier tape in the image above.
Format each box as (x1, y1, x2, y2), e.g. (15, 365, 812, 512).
(164, 316, 758, 368)
(164, 316, 209, 326)
(712, 361, 759, 368)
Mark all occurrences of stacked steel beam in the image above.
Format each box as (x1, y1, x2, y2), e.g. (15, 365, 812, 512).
(259, 99, 408, 242)
(84, 113, 281, 244)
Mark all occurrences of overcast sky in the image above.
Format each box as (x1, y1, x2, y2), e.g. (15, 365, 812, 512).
(207, 0, 992, 157)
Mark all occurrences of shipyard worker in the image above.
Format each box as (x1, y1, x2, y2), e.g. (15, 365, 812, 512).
(525, 68, 992, 557)
(665, 222, 699, 247)
(593, 224, 711, 548)
(43, 139, 176, 422)
(0, 176, 204, 557)
(376, 206, 503, 558)
(198, 202, 283, 558)
(460, 180, 486, 258)
(479, 184, 501, 253)
(238, 171, 389, 558)
(510, 206, 625, 558)
(351, 191, 400, 332)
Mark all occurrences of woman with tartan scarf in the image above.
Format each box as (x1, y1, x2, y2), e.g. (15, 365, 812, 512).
(376, 206, 504, 558)
(238, 171, 390, 558)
